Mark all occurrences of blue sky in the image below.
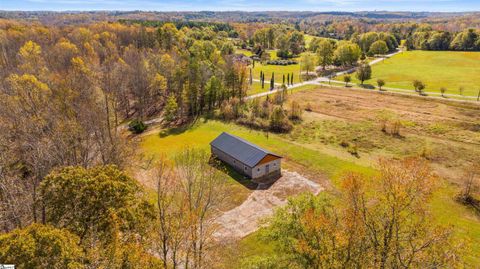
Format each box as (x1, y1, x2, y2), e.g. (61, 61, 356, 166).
(1, 0, 479, 12)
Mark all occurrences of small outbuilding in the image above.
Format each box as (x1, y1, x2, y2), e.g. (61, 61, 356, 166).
(210, 132, 282, 180)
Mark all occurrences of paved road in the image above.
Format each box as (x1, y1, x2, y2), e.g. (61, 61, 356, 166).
(247, 50, 479, 103)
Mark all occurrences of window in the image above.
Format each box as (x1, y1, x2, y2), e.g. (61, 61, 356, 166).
(244, 166, 247, 170)
(257, 168, 260, 172)
(273, 163, 276, 166)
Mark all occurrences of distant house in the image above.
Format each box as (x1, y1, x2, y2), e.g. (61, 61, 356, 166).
(210, 132, 282, 180)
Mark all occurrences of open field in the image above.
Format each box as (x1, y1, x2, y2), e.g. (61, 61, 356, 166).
(236, 48, 303, 84)
(337, 51, 480, 97)
(252, 62, 301, 85)
(247, 81, 271, 96)
(287, 86, 480, 263)
(137, 85, 480, 265)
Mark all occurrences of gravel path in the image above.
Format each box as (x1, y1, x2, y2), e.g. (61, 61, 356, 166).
(213, 170, 323, 240)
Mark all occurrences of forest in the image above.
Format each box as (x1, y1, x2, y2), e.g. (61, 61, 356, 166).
(0, 10, 480, 268)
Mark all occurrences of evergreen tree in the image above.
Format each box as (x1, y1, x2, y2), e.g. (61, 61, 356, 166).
(249, 68, 253, 85)
(287, 73, 290, 85)
(261, 72, 265, 89)
(283, 74, 285, 85)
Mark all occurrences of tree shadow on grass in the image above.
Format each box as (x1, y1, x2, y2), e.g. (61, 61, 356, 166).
(360, 84, 375, 89)
(209, 156, 258, 190)
(158, 118, 200, 138)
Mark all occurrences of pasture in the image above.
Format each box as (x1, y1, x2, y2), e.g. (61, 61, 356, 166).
(338, 50, 480, 96)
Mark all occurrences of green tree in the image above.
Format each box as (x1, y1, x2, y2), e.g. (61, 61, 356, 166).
(300, 52, 316, 76)
(377, 79, 386, 91)
(440, 87, 447, 97)
(40, 166, 154, 243)
(0, 224, 84, 269)
(413, 80, 426, 94)
(316, 39, 335, 70)
(369, 40, 389, 55)
(356, 63, 372, 85)
(344, 75, 351, 87)
(334, 41, 361, 66)
(164, 94, 178, 122)
(270, 106, 292, 132)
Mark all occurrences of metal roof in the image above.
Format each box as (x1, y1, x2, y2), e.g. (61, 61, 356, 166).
(210, 132, 281, 167)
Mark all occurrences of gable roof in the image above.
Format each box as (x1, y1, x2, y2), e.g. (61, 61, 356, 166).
(210, 132, 281, 167)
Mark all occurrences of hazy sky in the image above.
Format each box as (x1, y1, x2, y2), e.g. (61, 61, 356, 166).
(1, 0, 479, 12)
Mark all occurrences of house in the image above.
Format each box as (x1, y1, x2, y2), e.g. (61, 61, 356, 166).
(210, 132, 282, 180)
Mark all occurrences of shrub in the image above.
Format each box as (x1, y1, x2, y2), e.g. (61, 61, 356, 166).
(266, 59, 298, 66)
(128, 119, 147, 134)
(269, 106, 293, 133)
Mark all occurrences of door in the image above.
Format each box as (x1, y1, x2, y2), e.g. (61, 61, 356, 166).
(265, 164, 270, 174)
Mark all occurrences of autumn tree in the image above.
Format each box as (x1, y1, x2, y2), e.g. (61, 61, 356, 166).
(0, 224, 84, 269)
(154, 149, 227, 268)
(245, 158, 460, 268)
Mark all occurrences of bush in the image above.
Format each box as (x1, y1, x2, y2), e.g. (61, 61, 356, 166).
(269, 106, 293, 133)
(266, 59, 298, 66)
(128, 119, 147, 134)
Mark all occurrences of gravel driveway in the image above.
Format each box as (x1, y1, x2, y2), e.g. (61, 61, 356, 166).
(213, 170, 324, 240)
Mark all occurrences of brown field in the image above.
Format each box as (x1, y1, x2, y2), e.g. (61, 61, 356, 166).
(289, 87, 480, 184)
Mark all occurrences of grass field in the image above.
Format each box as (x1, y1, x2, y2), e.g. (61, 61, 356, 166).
(139, 85, 480, 265)
(338, 51, 480, 97)
(247, 81, 271, 96)
(236, 48, 303, 84)
(141, 120, 372, 181)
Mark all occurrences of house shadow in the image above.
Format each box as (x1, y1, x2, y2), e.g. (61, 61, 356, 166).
(208, 156, 259, 190)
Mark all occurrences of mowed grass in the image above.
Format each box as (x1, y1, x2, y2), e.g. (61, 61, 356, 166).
(247, 81, 271, 96)
(430, 183, 480, 263)
(338, 51, 480, 96)
(252, 62, 301, 85)
(236, 48, 303, 85)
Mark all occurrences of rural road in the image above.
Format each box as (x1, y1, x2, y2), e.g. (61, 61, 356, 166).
(247, 50, 403, 100)
(247, 50, 479, 103)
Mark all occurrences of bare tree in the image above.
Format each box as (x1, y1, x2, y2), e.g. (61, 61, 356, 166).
(154, 149, 227, 269)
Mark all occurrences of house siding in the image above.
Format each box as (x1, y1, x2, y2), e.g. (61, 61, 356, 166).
(211, 146, 253, 177)
(212, 146, 280, 179)
(251, 158, 281, 179)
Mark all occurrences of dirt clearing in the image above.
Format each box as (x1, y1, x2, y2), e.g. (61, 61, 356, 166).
(213, 170, 323, 240)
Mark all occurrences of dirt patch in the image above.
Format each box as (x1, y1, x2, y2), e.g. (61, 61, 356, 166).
(213, 170, 323, 240)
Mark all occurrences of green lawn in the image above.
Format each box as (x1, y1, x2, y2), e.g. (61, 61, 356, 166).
(252, 62, 301, 85)
(338, 50, 480, 96)
(141, 120, 373, 186)
(247, 81, 271, 96)
(236, 48, 303, 84)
